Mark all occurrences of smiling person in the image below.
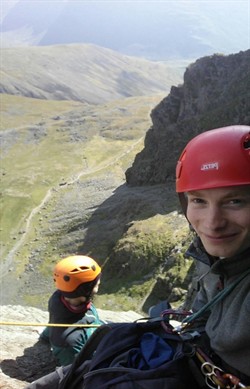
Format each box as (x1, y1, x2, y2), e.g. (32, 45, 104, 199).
(40, 255, 104, 366)
(176, 125, 250, 383)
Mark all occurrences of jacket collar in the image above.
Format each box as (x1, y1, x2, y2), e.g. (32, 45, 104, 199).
(185, 236, 214, 265)
(186, 236, 250, 277)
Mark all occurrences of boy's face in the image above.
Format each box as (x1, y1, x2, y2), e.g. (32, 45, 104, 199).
(186, 185, 250, 258)
(65, 279, 101, 307)
(66, 296, 87, 307)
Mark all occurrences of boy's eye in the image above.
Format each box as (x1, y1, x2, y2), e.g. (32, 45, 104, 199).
(188, 197, 205, 204)
(228, 199, 242, 205)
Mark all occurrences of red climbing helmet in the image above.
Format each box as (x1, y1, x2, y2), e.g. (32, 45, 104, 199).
(176, 125, 250, 193)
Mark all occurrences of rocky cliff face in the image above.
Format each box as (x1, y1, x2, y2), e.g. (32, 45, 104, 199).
(126, 50, 250, 186)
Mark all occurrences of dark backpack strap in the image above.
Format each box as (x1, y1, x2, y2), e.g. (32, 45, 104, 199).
(59, 324, 112, 389)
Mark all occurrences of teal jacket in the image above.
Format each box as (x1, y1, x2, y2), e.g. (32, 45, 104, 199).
(41, 290, 104, 366)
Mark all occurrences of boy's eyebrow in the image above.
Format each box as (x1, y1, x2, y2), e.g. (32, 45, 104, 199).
(187, 189, 250, 198)
(227, 192, 250, 198)
(186, 191, 202, 196)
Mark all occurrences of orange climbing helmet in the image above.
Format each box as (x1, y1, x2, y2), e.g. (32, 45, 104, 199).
(176, 125, 250, 193)
(53, 255, 101, 298)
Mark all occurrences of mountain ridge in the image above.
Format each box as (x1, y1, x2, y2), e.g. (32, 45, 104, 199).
(0, 43, 187, 104)
(1, 1, 248, 60)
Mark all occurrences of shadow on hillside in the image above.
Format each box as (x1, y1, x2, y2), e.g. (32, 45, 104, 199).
(141, 261, 197, 313)
(82, 182, 179, 257)
(80, 182, 181, 294)
(0, 340, 57, 383)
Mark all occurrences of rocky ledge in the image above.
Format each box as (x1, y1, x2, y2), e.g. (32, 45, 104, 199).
(0, 305, 142, 389)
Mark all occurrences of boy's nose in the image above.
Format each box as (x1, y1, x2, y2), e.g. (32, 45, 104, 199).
(205, 206, 227, 229)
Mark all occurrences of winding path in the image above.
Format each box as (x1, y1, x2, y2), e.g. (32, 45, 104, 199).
(1, 137, 143, 279)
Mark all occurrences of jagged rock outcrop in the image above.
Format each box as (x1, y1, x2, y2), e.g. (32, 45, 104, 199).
(125, 50, 250, 186)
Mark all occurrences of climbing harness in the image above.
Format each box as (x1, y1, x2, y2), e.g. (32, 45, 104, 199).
(196, 347, 247, 389)
(200, 361, 247, 389)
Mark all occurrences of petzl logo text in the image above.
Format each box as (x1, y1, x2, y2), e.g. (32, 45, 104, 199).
(201, 162, 219, 171)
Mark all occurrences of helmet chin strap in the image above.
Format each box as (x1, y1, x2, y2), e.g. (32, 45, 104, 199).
(178, 193, 196, 234)
(178, 193, 187, 216)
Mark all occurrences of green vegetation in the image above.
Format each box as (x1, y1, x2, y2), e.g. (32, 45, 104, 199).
(94, 213, 192, 312)
(1, 94, 159, 253)
(2, 93, 185, 311)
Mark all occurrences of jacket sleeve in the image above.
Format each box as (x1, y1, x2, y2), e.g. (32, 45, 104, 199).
(50, 306, 103, 366)
(24, 365, 70, 389)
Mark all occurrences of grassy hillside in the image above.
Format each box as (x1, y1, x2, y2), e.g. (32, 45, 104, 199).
(0, 44, 193, 312)
(2, 92, 185, 310)
(0, 44, 187, 104)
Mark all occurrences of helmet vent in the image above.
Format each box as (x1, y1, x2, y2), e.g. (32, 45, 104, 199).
(80, 266, 91, 271)
(70, 268, 79, 273)
(70, 266, 89, 273)
(70, 265, 97, 272)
